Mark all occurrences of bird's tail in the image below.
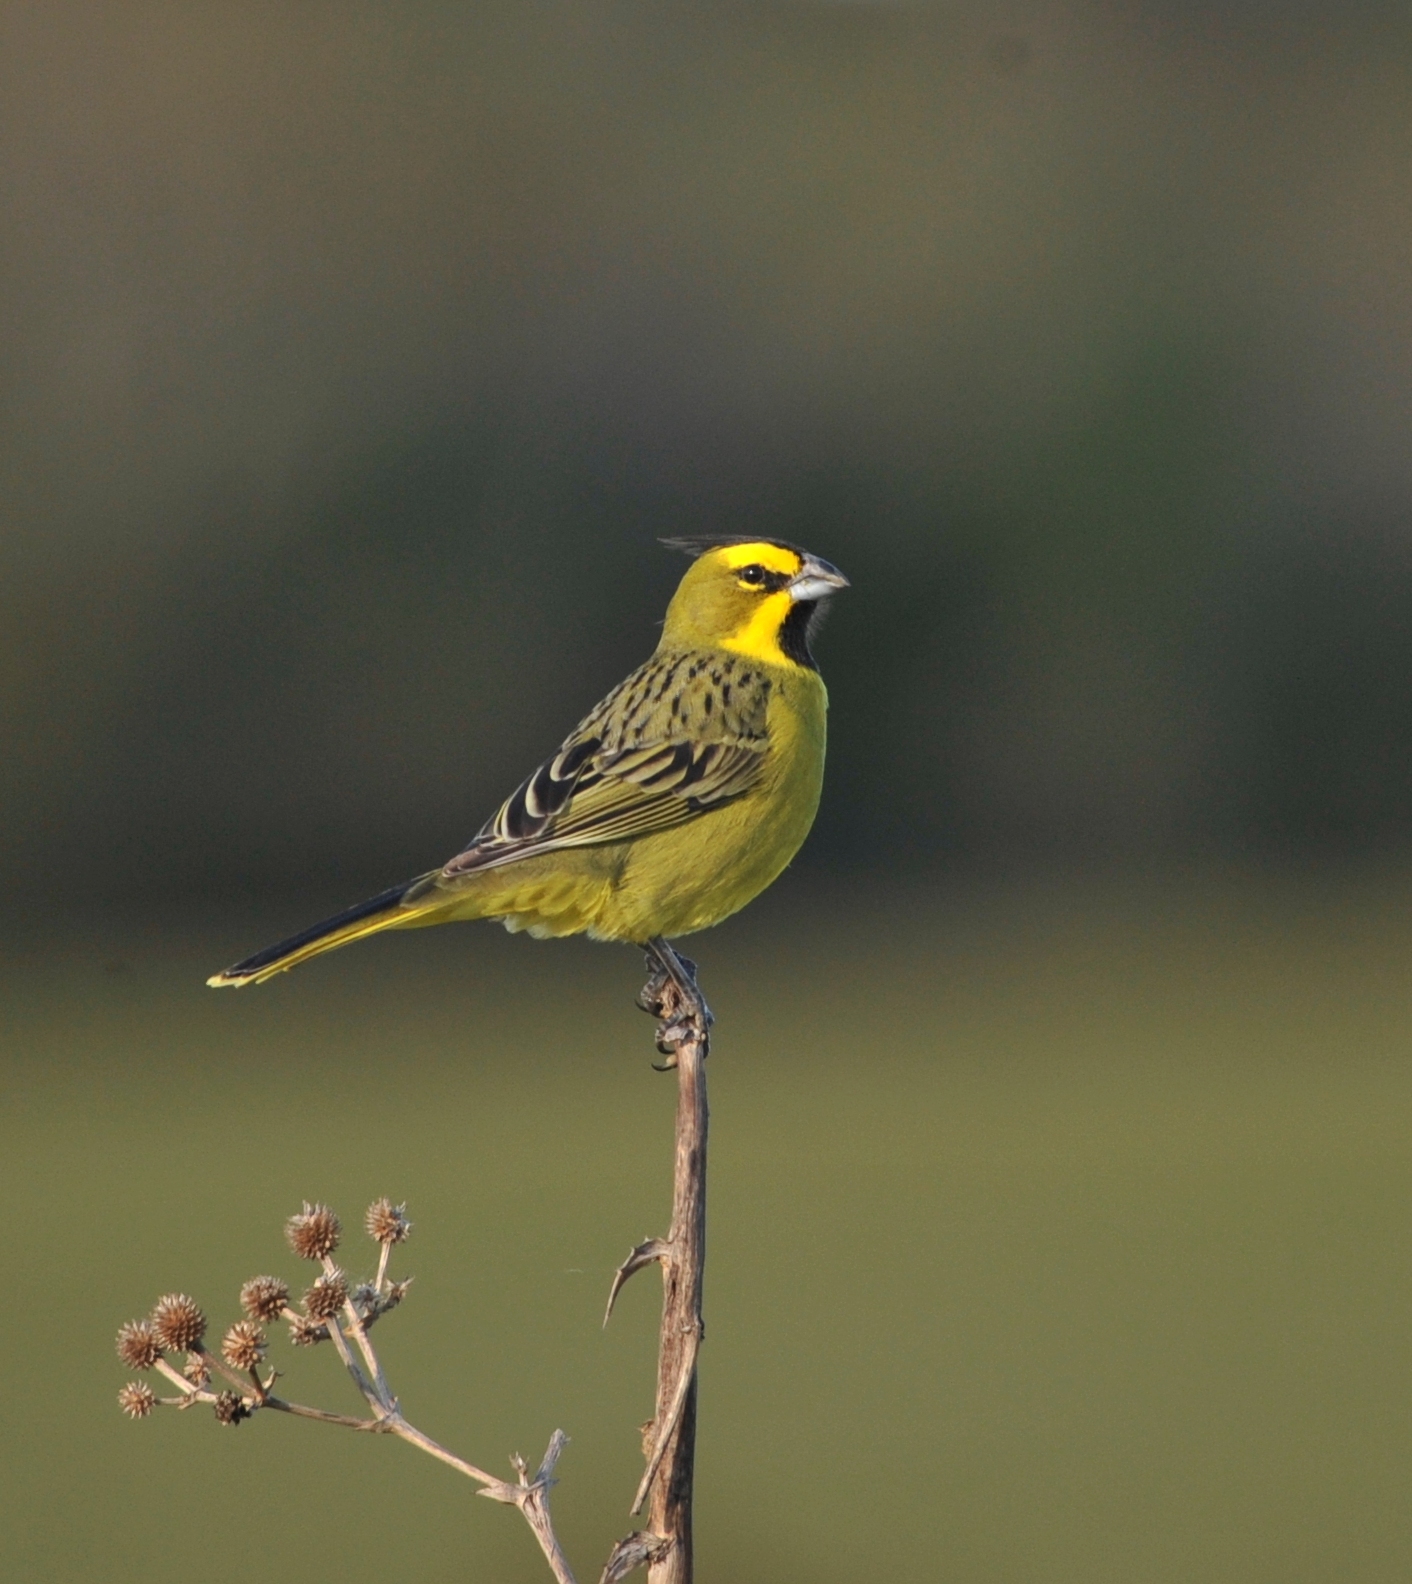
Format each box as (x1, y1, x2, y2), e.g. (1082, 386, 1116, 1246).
(207, 874, 445, 987)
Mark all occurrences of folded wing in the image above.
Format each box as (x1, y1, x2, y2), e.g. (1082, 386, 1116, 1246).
(436, 653, 770, 881)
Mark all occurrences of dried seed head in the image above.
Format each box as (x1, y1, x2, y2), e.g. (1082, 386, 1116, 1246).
(118, 1381, 158, 1419)
(350, 1282, 378, 1312)
(116, 1319, 163, 1371)
(286, 1202, 341, 1261)
(303, 1269, 348, 1320)
(365, 1198, 412, 1245)
(183, 1353, 210, 1388)
(239, 1275, 290, 1321)
(385, 1278, 412, 1309)
(212, 1390, 249, 1426)
(151, 1293, 206, 1352)
(221, 1321, 266, 1372)
(288, 1313, 327, 1347)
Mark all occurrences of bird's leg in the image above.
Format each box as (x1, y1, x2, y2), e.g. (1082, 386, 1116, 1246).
(636, 951, 672, 1020)
(638, 938, 712, 1066)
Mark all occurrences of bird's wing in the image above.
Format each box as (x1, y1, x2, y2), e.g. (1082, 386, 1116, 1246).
(435, 651, 771, 880)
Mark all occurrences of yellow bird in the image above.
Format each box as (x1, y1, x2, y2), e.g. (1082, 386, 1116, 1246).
(208, 537, 848, 994)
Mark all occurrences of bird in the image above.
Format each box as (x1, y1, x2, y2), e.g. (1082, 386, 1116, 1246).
(207, 536, 848, 999)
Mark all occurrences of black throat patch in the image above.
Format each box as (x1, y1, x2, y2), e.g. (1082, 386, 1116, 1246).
(779, 599, 821, 670)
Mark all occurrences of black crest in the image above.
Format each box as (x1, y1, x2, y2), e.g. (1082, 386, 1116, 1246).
(660, 535, 810, 560)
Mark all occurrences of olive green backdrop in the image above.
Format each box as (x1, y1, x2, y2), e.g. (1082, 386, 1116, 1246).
(5, 2, 1412, 1579)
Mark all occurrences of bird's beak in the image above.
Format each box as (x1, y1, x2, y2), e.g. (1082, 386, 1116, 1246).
(788, 555, 850, 603)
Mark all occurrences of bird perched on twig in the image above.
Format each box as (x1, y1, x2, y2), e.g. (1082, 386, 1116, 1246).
(208, 537, 848, 993)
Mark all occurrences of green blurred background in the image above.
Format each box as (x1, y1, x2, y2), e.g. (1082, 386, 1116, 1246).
(6, 1, 1412, 1578)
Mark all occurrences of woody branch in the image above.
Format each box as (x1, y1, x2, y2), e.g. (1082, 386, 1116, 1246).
(600, 939, 711, 1584)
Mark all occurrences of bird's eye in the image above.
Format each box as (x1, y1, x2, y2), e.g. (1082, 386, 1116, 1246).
(738, 565, 767, 586)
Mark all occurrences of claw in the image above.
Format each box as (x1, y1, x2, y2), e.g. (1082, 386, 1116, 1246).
(637, 938, 713, 1057)
(636, 962, 670, 1018)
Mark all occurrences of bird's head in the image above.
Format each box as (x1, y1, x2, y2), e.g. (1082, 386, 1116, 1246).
(658, 537, 849, 670)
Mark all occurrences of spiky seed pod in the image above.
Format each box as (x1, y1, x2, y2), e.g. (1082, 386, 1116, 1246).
(118, 1381, 158, 1419)
(151, 1293, 206, 1352)
(288, 1314, 327, 1347)
(212, 1391, 249, 1426)
(303, 1269, 348, 1321)
(116, 1319, 163, 1371)
(285, 1203, 341, 1261)
(365, 1198, 412, 1245)
(183, 1353, 210, 1388)
(385, 1279, 412, 1309)
(350, 1282, 378, 1312)
(239, 1275, 290, 1321)
(221, 1321, 266, 1372)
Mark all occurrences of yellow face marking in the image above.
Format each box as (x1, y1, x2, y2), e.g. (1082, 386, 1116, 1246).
(715, 542, 802, 576)
(699, 543, 805, 665)
(719, 590, 796, 664)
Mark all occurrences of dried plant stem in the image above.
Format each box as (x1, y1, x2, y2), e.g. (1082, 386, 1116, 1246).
(153, 1358, 198, 1397)
(603, 938, 710, 1584)
(644, 949, 708, 1584)
(136, 1257, 577, 1582)
(262, 1398, 386, 1430)
(313, 1294, 578, 1583)
(120, 937, 728, 1584)
(322, 1313, 382, 1407)
(324, 1257, 391, 1406)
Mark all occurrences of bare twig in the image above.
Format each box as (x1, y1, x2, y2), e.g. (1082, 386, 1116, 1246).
(479, 1431, 578, 1584)
(321, 1311, 383, 1411)
(326, 1253, 392, 1409)
(306, 1277, 578, 1582)
(633, 1328, 700, 1516)
(262, 1397, 387, 1430)
(115, 938, 720, 1584)
(195, 1346, 266, 1398)
(604, 1240, 670, 1326)
(115, 1205, 578, 1584)
(604, 938, 711, 1583)
(153, 1357, 198, 1397)
(601, 1529, 673, 1584)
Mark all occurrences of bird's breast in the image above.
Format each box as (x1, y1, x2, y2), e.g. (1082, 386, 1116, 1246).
(589, 663, 828, 942)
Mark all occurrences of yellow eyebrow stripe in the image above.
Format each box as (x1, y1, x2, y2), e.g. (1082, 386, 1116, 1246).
(715, 542, 802, 576)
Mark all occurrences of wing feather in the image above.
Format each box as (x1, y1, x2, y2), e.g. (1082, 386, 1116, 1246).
(439, 652, 770, 881)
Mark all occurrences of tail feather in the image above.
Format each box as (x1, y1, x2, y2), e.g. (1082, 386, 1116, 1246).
(207, 875, 439, 987)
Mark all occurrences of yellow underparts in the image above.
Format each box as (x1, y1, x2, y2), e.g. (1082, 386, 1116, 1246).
(429, 662, 827, 942)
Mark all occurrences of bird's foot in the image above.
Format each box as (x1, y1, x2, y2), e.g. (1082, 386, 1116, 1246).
(636, 962, 672, 1020)
(637, 940, 712, 1066)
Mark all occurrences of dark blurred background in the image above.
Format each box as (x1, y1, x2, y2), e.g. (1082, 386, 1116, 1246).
(7, 3, 1412, 1581)
(8, 0, 1412, 902)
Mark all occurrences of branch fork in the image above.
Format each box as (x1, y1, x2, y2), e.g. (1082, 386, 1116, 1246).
(115, 938, 716, 1584)
(114, 1202, 579, 1584)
